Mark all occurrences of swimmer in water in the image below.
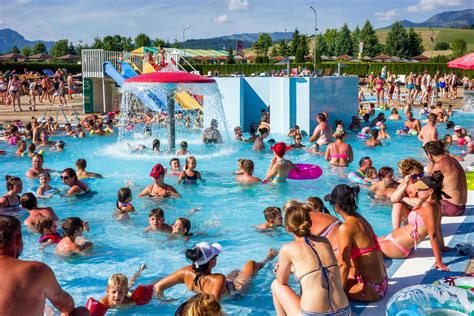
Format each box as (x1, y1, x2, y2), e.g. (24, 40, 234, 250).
(76, 158, 103, 179)
(290, 134, 306, 149)
(21, 192, 58, 229)
(152, 139, 160, 153)
(168, 158, 182, 176)
(138, 164, 181, 198)
(363, 166, 379, 184)
(55, 217, 92, 256)
(178, 156, 202, 184)
(15, 140, 27, 156)
(50, 140, 65, 152)
(36, 217, 62, 245)
(365, 130, 382, 147)
(115, 187, 135, 221)
(176, 141, 189, 156)
(263, 142, 296, 183)
(36, 171, 59, 198)
(252, 127, 269, 151)
(233, 158, 245, 175)
(144, 208, 172, 233)
(256, 206, 283, 230)
(236, 159, 262, 184)
(171, 217, 192, 238)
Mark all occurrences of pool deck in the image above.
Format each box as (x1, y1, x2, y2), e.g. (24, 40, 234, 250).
(356, 154, 474, 315)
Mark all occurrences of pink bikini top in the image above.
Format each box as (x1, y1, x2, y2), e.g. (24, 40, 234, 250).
(408, 208, 425, 249)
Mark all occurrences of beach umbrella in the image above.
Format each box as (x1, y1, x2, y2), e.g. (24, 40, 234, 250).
(447, 52, 474, 70)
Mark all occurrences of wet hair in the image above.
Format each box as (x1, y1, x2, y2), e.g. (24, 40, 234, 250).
(364, 166, 377, 178)
(39, 171, 50, 181)
(362, 113, 370, 121)
(0, 215, 21, 247)
(306, 197, 330, 214)
(27, 143, 36, 153)
(391, 108, 398, 114)
(420, 171, 446, 200)
(5, 175, 21, 191)
(117, 187, 132, 207)
(32, 153, 44, 161)
(185, 247, 211, 273)
(397, 158, 424, 176)
(185, 156, 196, 170)
(446, 121, 454, 129)
(20, 192, 37, 210)
(334, 129, 345, 139)
(170, 158, 180, 166)
(55, 141, 65, 149)
(75, 159, 86, 169)
(378, 166, 394, 179)
(370, 129, 379, 139)
(62, 168, 78, 180)
(180, 141, 188, 149)
(62, 217, 84, 238)
(108, 273, 128, 289)
(327, 184, 360, 215)
(424, 141, 446, 156)
(358, 156, 371, 167)
(152, 139, 160, 150)
(17, 140, 26, 150)
(258, 127, 269, 135)
(176, 217, 191, 236)
(241, 159, 254, 174)
(149, 208, 164, 218)
(428, 113, 437, 123)
(175, 293, 223, 316)
(36, 217, 55, 235)
(263, 206, 282, 222)
(283, 203, 313, 237)
(249, 124, 257, 136)
(436, 101, 442, 107)
(317, 113, 326, 122)
(234, 126, 242, 132)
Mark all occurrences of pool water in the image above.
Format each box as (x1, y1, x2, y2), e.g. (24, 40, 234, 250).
(0, 110, 472, 315)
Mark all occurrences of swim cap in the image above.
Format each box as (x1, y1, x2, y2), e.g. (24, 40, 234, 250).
(150, 164, 165, 178)
(271, 142, 291, 157)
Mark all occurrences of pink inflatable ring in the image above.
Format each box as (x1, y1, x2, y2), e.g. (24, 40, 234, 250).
(288, 164, 323, 180)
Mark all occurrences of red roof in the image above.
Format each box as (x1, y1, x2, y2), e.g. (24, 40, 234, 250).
(447, 52, 474, 70)
(124, 71, 215, 83)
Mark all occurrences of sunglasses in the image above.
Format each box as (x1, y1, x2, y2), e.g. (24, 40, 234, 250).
(411, 172, 424, 180)
(296, 138, 302, 140)
(60, 175, 70, 180)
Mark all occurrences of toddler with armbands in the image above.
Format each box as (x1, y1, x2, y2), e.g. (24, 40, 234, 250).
(86, 264, 153, 316)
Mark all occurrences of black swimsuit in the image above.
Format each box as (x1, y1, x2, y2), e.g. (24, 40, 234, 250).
(0, 194, 21, 212)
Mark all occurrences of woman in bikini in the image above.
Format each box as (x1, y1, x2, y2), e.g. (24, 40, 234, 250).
(263, 142, 296, 183)
(324, 130, 353, 167)
(325, 184, 388, 302)
(153, 242, 277, 301)
(272, 202, 350, 316)
(7, 76, 23, 112)
(61, 168, 90, 196)
(138, 164, 180, 198)
(379, 172, 450, 271)
(372, 74, 385, 109)
(309, 113, 332, 146)
(0, 176, 23, 213)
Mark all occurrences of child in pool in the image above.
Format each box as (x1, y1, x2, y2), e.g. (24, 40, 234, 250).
(115, 187, 135, 220)
(175, 141, 189, 156)
(15, 140, 27, 156)
(168, 158, 182, 176)
(76, 158, 103, 179)
(252, 127, 269, 151)
(86, 265, 153, 314)
(236, 159, 261, 184)
(178, 156, 202, 184)
(307, 142, 324, 155)
(365, 130, 382, 147)
(36, 171, 59, 197)
(144, 208, 172, 233)
(36, 217, 62, 245)
(256, 206, 283, 231)
(55, 217, 92, 256)
(171, 217, 192, 238)
(27, 142, 37, 157)
(21, 192, 58, 229)
(50, 140, 65, 152)
(233, 158, 245, 175)
(363, 166, 379, 184)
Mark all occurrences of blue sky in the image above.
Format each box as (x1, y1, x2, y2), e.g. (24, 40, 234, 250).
(1, 0, 471, 43)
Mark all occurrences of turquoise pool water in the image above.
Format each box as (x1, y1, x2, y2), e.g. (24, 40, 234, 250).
(0, 110, 472, 315)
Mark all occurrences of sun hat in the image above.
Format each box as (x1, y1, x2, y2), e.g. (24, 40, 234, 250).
(149, 164, 165, 178)
(194, 242, 222, 266)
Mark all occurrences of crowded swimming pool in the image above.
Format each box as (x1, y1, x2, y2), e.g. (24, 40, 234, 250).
(0, 109, 473, 315)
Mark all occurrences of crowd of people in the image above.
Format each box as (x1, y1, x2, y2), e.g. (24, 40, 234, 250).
(0, 68, 472, 316)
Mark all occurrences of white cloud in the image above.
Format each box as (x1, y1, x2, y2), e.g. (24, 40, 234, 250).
(213, 15, 235, 23)
(374, 9, 398, 21)
(405, 0, 465, 13)
(227, 0, 250, 11)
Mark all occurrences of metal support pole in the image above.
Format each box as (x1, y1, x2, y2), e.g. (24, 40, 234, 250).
(310, 6, 318, 76)
(102, 77, 107, 113)
(183, 26, 191, 59)
(167, 94, 176, 152)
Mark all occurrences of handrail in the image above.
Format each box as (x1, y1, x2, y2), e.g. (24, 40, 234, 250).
(179, 56, 197, 73)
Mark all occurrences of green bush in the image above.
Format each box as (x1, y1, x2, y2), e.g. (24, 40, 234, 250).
(434, 42, 450, 50)
(0, 62, 81, 74)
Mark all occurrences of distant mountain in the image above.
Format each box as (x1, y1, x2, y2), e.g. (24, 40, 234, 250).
(182, 31, 293, 50)
(382, 9, 474, 29)
(0, 28, 54, 54)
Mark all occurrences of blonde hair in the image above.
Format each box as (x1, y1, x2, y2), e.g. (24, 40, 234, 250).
(177, 293, 223, 316)
(108, 274, 128, 289)
(185, 156, 196, 170)
(397, 158, 423, 176)
(283, 202, 313, 237)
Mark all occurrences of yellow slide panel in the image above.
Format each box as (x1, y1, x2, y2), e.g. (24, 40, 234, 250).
(175, 91, 202, 110)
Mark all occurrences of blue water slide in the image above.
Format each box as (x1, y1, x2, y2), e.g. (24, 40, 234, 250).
(120, 62, 138, 79)
(103, 61, 167, 112)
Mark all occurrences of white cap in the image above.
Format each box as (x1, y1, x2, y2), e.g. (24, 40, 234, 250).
(454, 126, 462, 131)
(194, 242, 222, 266)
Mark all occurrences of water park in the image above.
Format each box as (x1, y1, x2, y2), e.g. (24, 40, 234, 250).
(1, 3, 474, 316)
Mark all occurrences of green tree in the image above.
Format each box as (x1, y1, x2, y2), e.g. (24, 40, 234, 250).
(406, 28, 424, 58)
(451, 39, 467, 58)
(315, 34, 328, 56)
(102, 35, 121, 51)
(253, 33, 272, 57)
(152, 38, 166, 48)
(134, 33, 151, 47)
(359, 20, 382, 57)
(68, 43, 77, 55)
(74, 41, 90, 56)
(384, 21, 408, 58)
(121, 37, 134, 51)
(50, 39, 69, 57)
(31, 42, 47, 54)
(270, 45, 278, 57)
(277, 39, 289, 56)
(352, 25, 361, 56)
(334, 23, 353, 56)
(10, 46, 20, 54)
(172, 38, 181, 48)
(291, 28, 300, 55)
(322, 29, 339, 56)
(91, 37, 104, 49)
(21, 46, 31, 57)
(295, 35, 309, 63)
(227, 48, 235, 64)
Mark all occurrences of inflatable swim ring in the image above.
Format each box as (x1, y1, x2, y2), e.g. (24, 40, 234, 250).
(434, 276, 474, 291)
(386, 284, 473, 316)
(288, 164, 322, 180)
(467, 172, 474, 191)
(348, 170, 369, 185)
(358, 133, 369, 139)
